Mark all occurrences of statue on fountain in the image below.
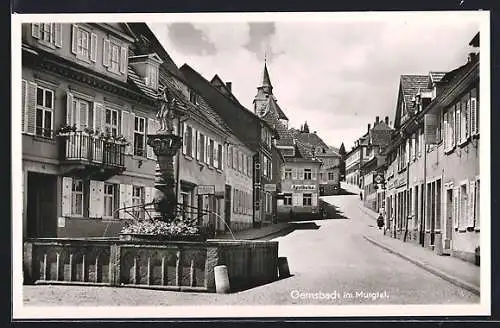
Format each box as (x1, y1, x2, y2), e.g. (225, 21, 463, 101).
(156, 85, 177, 134)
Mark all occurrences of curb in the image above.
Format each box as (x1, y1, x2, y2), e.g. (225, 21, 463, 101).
(363, 235, 480, 296)
(248, 224, 295, 240)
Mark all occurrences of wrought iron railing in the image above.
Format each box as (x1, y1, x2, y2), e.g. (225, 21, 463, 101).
(59, 131, 126, 167)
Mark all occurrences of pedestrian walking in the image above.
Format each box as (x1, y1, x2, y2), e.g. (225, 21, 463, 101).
(359, 192, 363, 200)
(377, 212, 385, 230)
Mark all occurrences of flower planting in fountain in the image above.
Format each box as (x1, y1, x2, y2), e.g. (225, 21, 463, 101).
(121, 217, 199, 237)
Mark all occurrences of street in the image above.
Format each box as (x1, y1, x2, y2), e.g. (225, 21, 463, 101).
(23, 186, 479, 306)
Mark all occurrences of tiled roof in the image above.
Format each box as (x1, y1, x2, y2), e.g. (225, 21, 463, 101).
(262, 62, 273, 89)
(429, 71, 447, 85)
(400, 74, 430, 112)
(210, 74, 241, 105)
(262, 105, 294, 146)
(127, 66, 160, 99)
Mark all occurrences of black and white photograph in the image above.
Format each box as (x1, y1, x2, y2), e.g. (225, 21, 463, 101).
(12, 11, 490, 319)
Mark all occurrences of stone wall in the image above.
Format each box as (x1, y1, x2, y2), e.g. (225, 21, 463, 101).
(23, 238, 278, 293)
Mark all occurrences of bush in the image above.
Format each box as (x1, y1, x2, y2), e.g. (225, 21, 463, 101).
(121, 220, 199, 236)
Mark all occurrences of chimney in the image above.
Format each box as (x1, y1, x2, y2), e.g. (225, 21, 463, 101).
(375, 116, 380, 125)
(367, 124, 371, 133)
(385, 116, 389, 125)
(468, 52, 477, 63)
(225, 82, 232, 92)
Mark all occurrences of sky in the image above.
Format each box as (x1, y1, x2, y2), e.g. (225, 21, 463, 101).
(148, 13, 482, 150)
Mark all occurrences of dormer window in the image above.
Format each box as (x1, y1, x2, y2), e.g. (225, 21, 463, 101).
(129, 53, 163, 91)
(189, 90, 199, 104)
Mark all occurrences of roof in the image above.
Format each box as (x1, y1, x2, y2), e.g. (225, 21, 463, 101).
(179, 64, 277, 151)
(400, 75, 430, 111)
(262, 62, 272, 89)
(262, 102, 294, 146)
(429, 71, 447, 85)
(266, 94, 288, 121)
(210, 74, 241, 105)
(469, 32, 479, 47)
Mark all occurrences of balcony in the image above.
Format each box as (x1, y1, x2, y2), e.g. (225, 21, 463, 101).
(58, 131, 126, 180)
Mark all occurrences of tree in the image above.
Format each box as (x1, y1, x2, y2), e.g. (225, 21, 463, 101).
(339, 142, 347, 181)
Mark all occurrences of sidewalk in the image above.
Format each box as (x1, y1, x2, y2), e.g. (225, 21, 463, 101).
(359, 203, 480, 296)
(215, 222, 293, 240)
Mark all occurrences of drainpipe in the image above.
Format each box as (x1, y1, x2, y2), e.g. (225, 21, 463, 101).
(421, 143, 427, 247)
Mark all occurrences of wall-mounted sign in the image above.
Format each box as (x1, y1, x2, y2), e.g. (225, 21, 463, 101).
(264, 184, 276, 192)
(197, 185, 215, 195)
(292, 184, 316, 191)
(374, 173, 384, 184)
(58, 217, 65, 228)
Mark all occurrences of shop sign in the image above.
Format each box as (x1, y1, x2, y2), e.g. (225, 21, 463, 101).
(264, 184, 277, 192)
(292, 184, 316, 191)
(197, 185, 215, 195)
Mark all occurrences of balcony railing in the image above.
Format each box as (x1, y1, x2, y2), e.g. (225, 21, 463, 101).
(59, 131, 126, 168)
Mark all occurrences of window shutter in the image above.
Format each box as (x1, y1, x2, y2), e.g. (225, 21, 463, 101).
(450, 109, 456, 147)
(214, 141, 219, 169)
(443, 112, 448, 150)
(145, 186, 154, 205)
(471, 98, 478, 135)
(52, 23, 63, 47)
(120, 110, 129, 153)
(125, 184, 133, 220)
(61, 177, 73, 217)
(312, 168, 317, 180)
(103, 39, 111, 67)
(92, 102, 103, 132)
(89, 33, 97, 62)
(191, 127, 196, 158)
(205, 137, 210, 164)
(120, 46, 127, 74)
(468, 180, 475, 228)
(182, 123, 187, 154)
(22, 80, 27, 133)
(455, 107, 461, 145)
(31, 23, 41, 39)
(311, 193, 318, 207)
(281, 168, 285, 180)
(66, 91, 74, 126)
(412, 134, 417, 159)
(453, 187, 459, 229)
(26, 82, 37, 135)
(475, 179, 480, 228)
(195, 130, 200, 160)
(89, 180, 104, 218)
(292, 168, 297, 180)
(71, 25, 78, 54)
(119, 184, 133, 220)
(147, 117, 156, 159)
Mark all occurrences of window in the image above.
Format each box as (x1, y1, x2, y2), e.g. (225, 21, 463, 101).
(32, 23, 62, 47)
(328, 172, 335, 180)
(68, 97, 90, 130)
(304, 168, 312, 180)
(105, 108, 118, 136)
(183, 125, 193, 156)
(35, 86, 54, 138)
(110, 43, 120, 73)
(132, 186, 145, 220)
(189, 90, 198, 104)
(285, 168, 292, 180)
(284, 194, 292, 206)
(227, 145, 233, 168)
(180, 192, 189, 219)
(471, 88, 479, 135)
(134, 116, 146, 156)
(77, 28, 90, 59)
(103, 39, 127, 74)
(303, 193, 312, 206)
(71, 179, 84, 216)
(103, 183, 116, 219)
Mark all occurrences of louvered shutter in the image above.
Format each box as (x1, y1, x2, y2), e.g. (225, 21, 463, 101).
(89, 180, 104, 218)
(455, 107, 461, 145)
(214, 141, 219, 169)
(103, 39, 111, 67)
(443, 112, 448, 150)
(93, 102, 104, 132)
(453, 187, 459, 229)
(71, 25, 78, 54)
(292, 168, 297, 180)
(182, 122, 187, 154)
(31, 23, 41, 39)
(26, 82, 37, 135)
(121, 110, 130, 154)
(22, 80, 27, 133)
(66, 91, 74, 126)
(195, 130, 200, 160)
(205, 137, 209, 164)
(191, 127, 196, 158)
(53, 23, 62, 47)
(468, 180, 475, 228)
(312, 168, 317, 180)
(90, 33, 97, 62)
(471, 98, 478, 135)
(119, 184, 133, 219)
(61, 177, 73, 216)
(220, 143, 224, 170)
(311, 193, 318, 207)
(120, 46, 127, 74)
(145, 186, 154, 205)
(147, 117, 156, 159)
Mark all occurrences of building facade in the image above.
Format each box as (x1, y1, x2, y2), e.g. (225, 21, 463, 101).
(21, 23, 168, 238)
(384, 33, 480, 263)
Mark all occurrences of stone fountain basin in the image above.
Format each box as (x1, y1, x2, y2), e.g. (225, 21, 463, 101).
(23, 237, 279, 293)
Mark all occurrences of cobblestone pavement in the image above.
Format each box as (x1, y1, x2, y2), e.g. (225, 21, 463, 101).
(23, 190, 479, 307)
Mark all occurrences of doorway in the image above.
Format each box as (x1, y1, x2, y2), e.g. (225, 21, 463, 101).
(26, 172, 57, 238)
